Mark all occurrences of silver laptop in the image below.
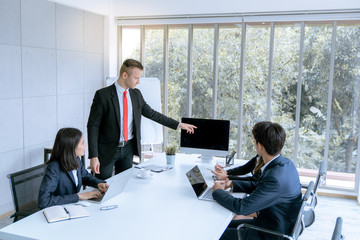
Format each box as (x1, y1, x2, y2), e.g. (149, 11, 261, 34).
(89, 170, 132, 205)
(186, 165, 214, 201)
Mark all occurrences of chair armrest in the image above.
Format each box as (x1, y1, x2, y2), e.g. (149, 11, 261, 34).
(236, 223, 293, 240)
(301, 184, 309, 189)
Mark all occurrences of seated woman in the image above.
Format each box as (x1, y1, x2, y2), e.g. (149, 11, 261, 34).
(38, 128, 109, 209)
(212, 155, 264, 181)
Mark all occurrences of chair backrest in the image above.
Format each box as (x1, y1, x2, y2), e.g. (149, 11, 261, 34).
(291, 181, 315, 239)
(313, 161, 326, 194)
(303, 161, 326, 227)
(331, 217, 345, 240)
(7, 164, 46, 221)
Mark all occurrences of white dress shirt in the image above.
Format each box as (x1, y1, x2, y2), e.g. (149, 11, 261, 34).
(115, 81, 134, 142)
(261, 154, 280, 173)
(71, 169, 79, 187)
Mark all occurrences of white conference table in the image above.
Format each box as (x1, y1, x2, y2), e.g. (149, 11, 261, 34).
(0, 153, 245, 240)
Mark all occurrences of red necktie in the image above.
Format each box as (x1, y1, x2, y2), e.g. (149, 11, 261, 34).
(123, 90, 128, 142)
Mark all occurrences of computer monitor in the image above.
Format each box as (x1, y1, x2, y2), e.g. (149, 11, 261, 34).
(180, 118, 230, 162)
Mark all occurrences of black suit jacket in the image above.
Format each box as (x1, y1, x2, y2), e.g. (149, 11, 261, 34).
(38, 158, 105, 209)
(213, 155, 302, 240)
(87, 84, 179, 165)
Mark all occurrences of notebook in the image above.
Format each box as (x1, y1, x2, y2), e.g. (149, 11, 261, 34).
(43, 205, 89, 223)
(88, 170, 132, 205)
(186, 165, 215, 201)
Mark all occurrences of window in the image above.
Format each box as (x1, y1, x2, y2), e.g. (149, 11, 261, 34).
(119, 19, 360, 194)
(122, 26, 140, 61)
(271, 23, 301, 158)
(217, 24, 242, 152)
(192, 25, 214, 119)
(242, 23, 270, 159)
(298, 23, 332, 170)
(144, 25, 164, 81)
(168, 26, 189, 145)
(326, 22, 360, 190)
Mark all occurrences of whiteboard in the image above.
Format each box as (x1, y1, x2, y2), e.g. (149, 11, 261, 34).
(136, 78, 163, 144)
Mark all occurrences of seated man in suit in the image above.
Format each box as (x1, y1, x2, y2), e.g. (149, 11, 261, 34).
(212, 121, 302, 240)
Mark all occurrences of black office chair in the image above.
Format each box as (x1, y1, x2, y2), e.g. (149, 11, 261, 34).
(7, 164, 46, 222)
(331, 217, 345, 240)
(301, 161, 326, 227)
(236, 181, 315, 240)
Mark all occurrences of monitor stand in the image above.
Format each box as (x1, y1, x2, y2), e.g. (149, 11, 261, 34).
(199, 155, 213, 163)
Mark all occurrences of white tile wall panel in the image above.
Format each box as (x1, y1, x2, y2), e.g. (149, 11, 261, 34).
(0, 99, 23, 153)
(0, 0, 21, 45)
(57, 50, 83, 95)
(57, 93, 84, 131)
(84, 11, 104, 53)
(84, 53, 104, 92)
(21, 0, 55, 48)
(22, 47, 56, 97)
(56, 4, 83, 51)
(0, 45, 22, 99)
(24, 141, 52, 168)
(23, 96, 57, 147)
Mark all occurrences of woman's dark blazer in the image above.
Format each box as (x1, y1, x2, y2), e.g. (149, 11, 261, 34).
(38, 157, 105, 209)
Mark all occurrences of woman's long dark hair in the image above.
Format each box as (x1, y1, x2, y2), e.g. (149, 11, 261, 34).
(48, 128, 81, 172)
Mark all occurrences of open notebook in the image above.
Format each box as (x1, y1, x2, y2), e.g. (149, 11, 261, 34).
(43, 205, 89, 223)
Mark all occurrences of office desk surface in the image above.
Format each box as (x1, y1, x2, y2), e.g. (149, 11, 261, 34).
(1, 154, 242, 240)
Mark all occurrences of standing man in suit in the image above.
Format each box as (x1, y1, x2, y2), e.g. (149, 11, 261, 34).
(87, 59, 196, 180)
(212, 121, 302, 240)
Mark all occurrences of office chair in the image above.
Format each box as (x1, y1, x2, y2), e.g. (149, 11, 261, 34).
(7, 164, 46, 222)
(236, 181, 315, 240)
(302, 161, 326, 204)
(331, 217, 345, 240)
(301, 161, 326, 227)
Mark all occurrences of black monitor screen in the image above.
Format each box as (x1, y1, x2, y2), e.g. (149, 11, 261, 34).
(180, 118, 230, 151)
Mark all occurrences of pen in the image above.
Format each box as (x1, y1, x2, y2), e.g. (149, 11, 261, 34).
(63, 207, 70, 217)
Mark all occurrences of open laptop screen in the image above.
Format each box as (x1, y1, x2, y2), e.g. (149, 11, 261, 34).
(186, 165, 208, 198)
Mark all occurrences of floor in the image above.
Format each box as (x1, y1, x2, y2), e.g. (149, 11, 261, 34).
(300, 195, 360, 239)
(0, 196, 359, 239)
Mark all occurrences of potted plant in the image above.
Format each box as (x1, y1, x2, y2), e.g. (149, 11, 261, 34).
(164, 145, 177, 165)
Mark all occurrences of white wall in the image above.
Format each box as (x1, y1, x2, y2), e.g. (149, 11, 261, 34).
(0, 0, 104, 215)
(49, 0, 112, 16)
(112, 0, 360, 16)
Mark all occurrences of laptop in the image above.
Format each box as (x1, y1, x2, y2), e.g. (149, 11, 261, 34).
(88, 170, 132, 205)
(186, 165, 215, 201)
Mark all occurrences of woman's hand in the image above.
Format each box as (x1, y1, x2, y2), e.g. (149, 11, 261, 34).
(78, 191, 102, 200)
(98, 183, 109, 193)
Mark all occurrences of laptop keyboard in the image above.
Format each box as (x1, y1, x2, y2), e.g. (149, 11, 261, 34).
(88, 192, 105, 202)
(201, 188, 214, 200)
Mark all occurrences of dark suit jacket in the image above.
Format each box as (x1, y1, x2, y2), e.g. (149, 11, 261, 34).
(227, 155, 261, 181)
(38, 158, 105, 209)
(87, 84, 179, 165)
(213, 155, 302, 240)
